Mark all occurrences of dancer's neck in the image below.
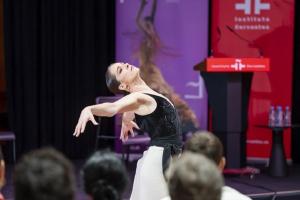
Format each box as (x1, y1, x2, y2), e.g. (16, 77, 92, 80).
(129, 77, 152, 93)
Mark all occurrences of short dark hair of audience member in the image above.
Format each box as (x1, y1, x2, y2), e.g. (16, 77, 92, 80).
(14, 147, 75, 200)
(166, 152, 223, 200)
(185, 131, 226, 170)
(82, 151, 128, 200)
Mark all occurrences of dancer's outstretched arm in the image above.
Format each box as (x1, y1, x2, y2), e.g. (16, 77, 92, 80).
(73, 93, 147, 137)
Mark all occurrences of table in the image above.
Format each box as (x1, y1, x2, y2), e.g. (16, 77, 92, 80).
(255, 125, 300, 177)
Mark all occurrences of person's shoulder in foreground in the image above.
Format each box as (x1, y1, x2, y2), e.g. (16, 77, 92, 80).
(160, 197, 171, 200)
(222, 186, 252, 200)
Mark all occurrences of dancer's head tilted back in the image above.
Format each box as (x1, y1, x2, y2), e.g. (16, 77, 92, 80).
(105, 62, 141, 94)
(82, 150, 128, 200)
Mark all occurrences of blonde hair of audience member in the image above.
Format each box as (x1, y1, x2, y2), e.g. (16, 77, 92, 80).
(166, 152, 224, 200)
(185, 131, 226, 171)
(184, 131, 253, 200)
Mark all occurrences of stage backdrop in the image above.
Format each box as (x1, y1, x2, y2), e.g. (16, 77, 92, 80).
(116, 0, 209, 128)
(211, 0, 295, 160)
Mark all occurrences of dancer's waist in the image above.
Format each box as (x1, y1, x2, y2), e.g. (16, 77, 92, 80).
(150, 134, 182, 149)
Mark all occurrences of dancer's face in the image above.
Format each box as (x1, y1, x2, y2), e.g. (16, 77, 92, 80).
(109, 62, 139, 89)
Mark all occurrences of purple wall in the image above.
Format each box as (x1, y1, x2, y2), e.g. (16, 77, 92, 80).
(116, 0, 209, 129)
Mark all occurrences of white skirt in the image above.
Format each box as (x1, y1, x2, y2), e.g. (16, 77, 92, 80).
(130, 146, 169, 200)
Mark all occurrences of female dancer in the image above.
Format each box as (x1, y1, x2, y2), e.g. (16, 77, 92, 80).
(74, 62, 182, 200)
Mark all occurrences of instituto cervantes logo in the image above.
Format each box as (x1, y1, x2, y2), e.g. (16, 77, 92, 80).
(234, 0, 271, 30)
(231, 59, 245, 71)
(206, 58, 269, 72)
(235, 0, 270, 15)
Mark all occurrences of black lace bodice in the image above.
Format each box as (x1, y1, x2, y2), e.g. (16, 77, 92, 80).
(134, 93, 182, 143)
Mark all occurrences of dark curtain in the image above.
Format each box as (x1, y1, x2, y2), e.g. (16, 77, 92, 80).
(3, 0, 115, 158)
(292, 1, 300, 164)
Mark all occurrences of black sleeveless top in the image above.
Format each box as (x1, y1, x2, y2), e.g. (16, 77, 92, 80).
(135, 93, 182, 171)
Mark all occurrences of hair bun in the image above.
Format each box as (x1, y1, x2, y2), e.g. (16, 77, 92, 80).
(92, 180, 119, 200)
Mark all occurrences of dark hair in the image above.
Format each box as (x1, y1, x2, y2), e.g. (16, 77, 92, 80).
(105, 64, 123, 94)
(184, 131, 223, 165)
(166, 152, 223, 200)
(82, 151, 128, 200)
(13, 147, 75, 200)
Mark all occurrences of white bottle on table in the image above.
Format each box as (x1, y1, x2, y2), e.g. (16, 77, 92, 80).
(268, 106, 275, 127)
(276, 106, 284, 127)
(284, 106, 291, 127)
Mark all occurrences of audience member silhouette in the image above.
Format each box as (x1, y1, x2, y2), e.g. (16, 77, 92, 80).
(166, 152, 223, 200)
(82, 151, 128, 200)
(185, 131, 252, 200)
(14, 147, 75, 200)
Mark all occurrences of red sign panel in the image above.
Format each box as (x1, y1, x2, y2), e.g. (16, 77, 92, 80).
(211, 0, 295, 159)
(206, 58, 269, 72)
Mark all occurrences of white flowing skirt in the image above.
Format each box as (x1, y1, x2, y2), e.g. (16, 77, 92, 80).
(130, 146, 169, 200)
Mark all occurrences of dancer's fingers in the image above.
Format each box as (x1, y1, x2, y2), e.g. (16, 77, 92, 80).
(123, 129, 129, 142)
(121, 132, 126, 142)
(80, 121, 87, 133)
(74, 122, 82, 137)
(74, 130, 79, 137)
(131, 121, 140, 130)
(130, 128, 134, 137)
(120, 124, 126, 140)
(73, 124, 79, 136)
(90, 115, 99, 125)
(120, 128, 126, 141)
(120, 132, 124, 141)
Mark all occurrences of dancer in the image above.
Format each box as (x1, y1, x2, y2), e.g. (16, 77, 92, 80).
(74, 62, 182, 200)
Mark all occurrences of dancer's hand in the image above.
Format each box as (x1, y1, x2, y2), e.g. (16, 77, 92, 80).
(121, 120, 139, 142)
(120, 112, 139, 142)
(73, 106, 98, 137)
